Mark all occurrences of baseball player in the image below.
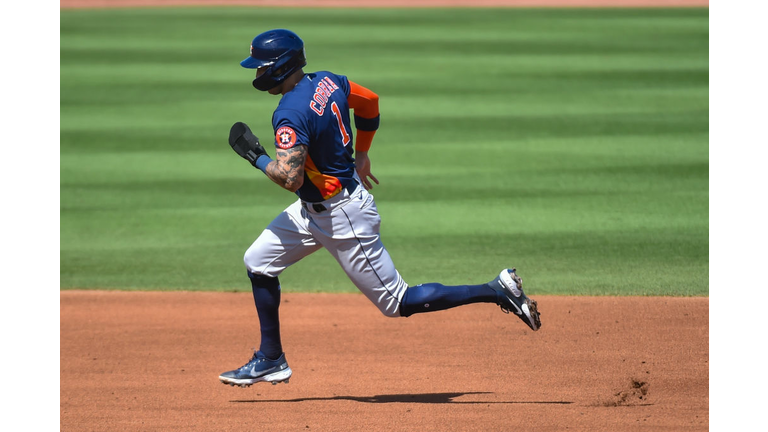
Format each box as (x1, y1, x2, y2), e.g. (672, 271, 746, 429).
(219, 29, 541, 388)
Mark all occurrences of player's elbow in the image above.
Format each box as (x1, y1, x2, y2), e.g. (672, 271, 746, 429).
(283, 176, 304, 192)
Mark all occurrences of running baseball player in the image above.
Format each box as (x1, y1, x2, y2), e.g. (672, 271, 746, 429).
(219, 29, 541, 388)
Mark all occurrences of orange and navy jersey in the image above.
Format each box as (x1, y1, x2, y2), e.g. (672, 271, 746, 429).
(271, 71, 379, 203)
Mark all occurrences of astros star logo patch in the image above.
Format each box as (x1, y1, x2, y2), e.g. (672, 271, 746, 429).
(275, 126, 297, 149)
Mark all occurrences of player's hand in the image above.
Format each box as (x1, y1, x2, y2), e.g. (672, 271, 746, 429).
(355, 151, 379, 190)
(229, 122, 268, 167)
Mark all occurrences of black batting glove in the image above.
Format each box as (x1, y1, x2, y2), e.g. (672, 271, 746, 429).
(229, 121, 268, 167)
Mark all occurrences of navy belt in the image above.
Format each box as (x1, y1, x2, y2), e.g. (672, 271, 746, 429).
(301, 181, 357, 213)
(302, 201, 328, 213)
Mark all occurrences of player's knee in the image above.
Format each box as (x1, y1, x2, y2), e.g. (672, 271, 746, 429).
(376, 299, 403, 318)
(243, 247, 257, 269)
(243, 245, 271, 276)
(380, 308, 400, 318)
(370, 284, 408, 318)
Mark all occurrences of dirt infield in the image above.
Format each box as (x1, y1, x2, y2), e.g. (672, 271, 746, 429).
(60, 291, 708, 431)
(60, 0, 708, 429)
(60, 0, 710, 8)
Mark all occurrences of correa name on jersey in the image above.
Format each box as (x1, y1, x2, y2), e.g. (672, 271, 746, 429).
(309, 77, 341, 116)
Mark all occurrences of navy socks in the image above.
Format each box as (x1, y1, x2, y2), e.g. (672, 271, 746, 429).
(399, 282, 499, 317)
(249, 272, 283, 360)
(251, 273, 502, 350)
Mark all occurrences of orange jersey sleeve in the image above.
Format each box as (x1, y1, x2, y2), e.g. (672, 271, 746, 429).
(348, 81, 380, 152)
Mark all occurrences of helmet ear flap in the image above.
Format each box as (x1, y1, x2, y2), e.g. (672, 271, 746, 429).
(252, 73, 277, 91)
(250, 48, 306, 91)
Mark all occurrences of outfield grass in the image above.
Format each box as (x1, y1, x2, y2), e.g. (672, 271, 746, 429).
(60, 7, 708, 295)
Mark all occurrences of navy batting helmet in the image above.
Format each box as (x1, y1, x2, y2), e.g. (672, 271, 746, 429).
(241, 29, 306, 91)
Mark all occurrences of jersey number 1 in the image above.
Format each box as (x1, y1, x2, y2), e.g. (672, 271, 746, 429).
(331, 102, 351, 146)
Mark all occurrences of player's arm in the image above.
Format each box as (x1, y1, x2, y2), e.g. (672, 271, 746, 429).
(227, 121, 305, 192)
(348, 81, 380, 190)
(264, 145, 306, 192)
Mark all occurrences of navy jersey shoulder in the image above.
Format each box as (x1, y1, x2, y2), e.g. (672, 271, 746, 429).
(274, 71, 350, 122)
(271, 72, 356, 202)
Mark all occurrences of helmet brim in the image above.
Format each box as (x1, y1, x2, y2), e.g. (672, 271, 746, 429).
(240, 56, 262, 69)
(241, 56, 276, 69)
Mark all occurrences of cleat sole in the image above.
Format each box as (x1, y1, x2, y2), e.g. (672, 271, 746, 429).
(525, 298, 541, 331)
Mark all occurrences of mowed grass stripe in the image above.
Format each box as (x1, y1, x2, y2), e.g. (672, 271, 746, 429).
(61, 7, 708, 295)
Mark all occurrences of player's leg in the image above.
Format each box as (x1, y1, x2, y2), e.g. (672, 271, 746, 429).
(398, 281, 497, 315)
(247, 272, 283, 360)
(312, 188, 489, 317)
(309, 187, 499, 318)
(219, 201, 320, 387)
(313, 187, 540, 330)
(243, 201, 321, 358)
(244, 200, 321, 356)
(400, 269, 541, 331)
(308, 187, 407, 316)
(322, 226, 407, 317)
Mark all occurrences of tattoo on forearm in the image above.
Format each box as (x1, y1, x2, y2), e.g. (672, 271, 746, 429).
(266, 145, 306, 189)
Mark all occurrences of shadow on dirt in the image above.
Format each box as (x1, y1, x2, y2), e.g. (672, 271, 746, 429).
(231, 392, 573, 404)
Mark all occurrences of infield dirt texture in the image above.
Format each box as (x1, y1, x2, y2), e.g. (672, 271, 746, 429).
(60, 0, 709, 431)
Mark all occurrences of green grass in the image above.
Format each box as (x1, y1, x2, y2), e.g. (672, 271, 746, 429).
(60, 7, 708, 295)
